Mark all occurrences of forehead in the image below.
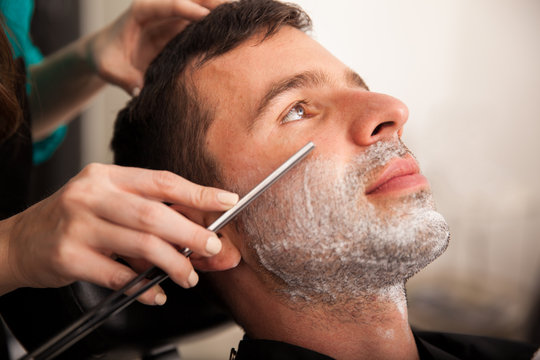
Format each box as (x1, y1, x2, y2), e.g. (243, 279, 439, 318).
(188, 26, 350, 185)
(190, 26, 346, 123)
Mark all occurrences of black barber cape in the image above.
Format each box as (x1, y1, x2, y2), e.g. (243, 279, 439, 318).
(231, 331, 539, 360)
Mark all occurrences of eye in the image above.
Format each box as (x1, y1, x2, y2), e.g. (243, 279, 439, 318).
(281, 102, 308, 124)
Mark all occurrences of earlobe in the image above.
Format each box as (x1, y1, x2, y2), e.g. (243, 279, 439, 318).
(191, 230, 242, 272)
(170, 205, 242, 271)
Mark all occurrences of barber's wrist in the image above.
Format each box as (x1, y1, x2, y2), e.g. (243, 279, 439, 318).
(84, 29, 103, 76)
(81, 31, 108, 87)
(87, 24, 143, 95)
(0, 216, 21, 296)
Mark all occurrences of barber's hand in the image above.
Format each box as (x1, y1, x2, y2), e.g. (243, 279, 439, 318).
(2, 164, 238, 305)
(89, 0, 226, 95)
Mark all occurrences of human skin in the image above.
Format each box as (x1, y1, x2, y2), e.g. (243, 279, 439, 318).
(31, 0, 225, 140)
(0, 0, 238, 306)
(0, 165, 239, 304)
(196, 29, 411, 190)
(189, 26, 429, 359)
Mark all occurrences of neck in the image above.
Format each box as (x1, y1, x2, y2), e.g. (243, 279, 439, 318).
(214, 262, 419, 360)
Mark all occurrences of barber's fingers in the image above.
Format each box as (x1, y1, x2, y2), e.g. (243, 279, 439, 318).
(169, 204, 208, 224)
(169, 204, 223, 233)
(111, 64, 143, 97)
(91, 220, 199, 289)
(93, 190, 222, 257)
(170, 205, 242, 272)
(133, 0, 222, 24)
(123, 257, 153, 274)
(197, 0, 229, 10)
(121, 256, 201, 291)
(106, 165, 238, 211)
(66, 250, 165, 306)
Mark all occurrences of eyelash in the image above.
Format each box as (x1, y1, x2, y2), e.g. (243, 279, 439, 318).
(281, 100, 310, 124)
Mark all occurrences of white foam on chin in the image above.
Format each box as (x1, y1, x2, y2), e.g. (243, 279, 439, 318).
(236, 139, 450, 306)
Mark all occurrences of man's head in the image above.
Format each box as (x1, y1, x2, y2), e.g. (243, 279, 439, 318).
(112, 0, 449, 308)
(112, 0, 312, 187)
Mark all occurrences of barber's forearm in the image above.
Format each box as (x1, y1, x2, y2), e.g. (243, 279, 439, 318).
(0, 217, 18, 296)
(29, 34, 106, 141)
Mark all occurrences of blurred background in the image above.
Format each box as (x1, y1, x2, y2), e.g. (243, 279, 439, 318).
(23, 0, 540, 358)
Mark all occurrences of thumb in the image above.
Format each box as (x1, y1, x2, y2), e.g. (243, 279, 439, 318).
(108, 64, 144, 96)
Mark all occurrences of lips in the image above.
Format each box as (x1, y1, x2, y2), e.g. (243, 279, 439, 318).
(365, 156, 428, 195)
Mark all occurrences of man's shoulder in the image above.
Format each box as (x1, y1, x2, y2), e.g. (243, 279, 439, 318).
(414, 330, 539, 360)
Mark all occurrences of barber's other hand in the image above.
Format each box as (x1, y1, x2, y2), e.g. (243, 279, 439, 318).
(89, 0, 226, 95)
(1, 164, 238, 305)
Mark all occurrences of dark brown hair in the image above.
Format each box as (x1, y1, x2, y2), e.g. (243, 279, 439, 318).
(111, 0, 311, 186)
(0, 16, 23, 143)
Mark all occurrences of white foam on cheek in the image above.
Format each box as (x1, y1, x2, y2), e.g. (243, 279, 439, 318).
(238, 139, 450, 304)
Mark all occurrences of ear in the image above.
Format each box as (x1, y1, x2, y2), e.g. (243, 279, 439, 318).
(176, 207, 242, 272)
(191, 229, 242, 271)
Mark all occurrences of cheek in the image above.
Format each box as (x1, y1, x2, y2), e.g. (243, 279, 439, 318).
(215, 141, 275, 191)
(307, 130, 353, 166)
(206, 120, 255, 180)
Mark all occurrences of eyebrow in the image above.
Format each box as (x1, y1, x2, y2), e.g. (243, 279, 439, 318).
(346, 69, 369, 91)
(251, 68, 369, 129)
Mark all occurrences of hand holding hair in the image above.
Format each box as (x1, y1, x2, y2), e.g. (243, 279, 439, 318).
(89, 0, 228, 96)
(30, 0, 228, 139)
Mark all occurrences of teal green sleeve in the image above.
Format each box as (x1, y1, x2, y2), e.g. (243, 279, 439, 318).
(32, 126, 68, 164)
(1, 0, 67, 165)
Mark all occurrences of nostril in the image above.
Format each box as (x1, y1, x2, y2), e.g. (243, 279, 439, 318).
(371, 121, 394, 137)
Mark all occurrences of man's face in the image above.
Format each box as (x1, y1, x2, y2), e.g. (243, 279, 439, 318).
(195, 26, 415, 192)
(192, 26, 449, 302)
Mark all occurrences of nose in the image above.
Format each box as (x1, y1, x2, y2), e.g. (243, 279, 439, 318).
(346, 91, 408, 146)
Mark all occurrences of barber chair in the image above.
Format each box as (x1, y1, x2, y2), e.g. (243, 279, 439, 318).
(0, 277, 231, 359)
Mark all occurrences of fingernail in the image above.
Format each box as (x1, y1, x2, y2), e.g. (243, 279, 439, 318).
(154, 293, 167, 306)
(217, 192, 239, 206)
(232, 257, 241, 269)
(188, 270, 199, 287)
(132, 86, 141, 97)
(206, 236, 222, 255)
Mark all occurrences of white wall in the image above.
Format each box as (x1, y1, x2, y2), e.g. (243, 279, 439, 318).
(295, 0, 540, 340)
(79, 0, 540, 355)
(270, 0, 540, 340)
(79, 0, 131, 165)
